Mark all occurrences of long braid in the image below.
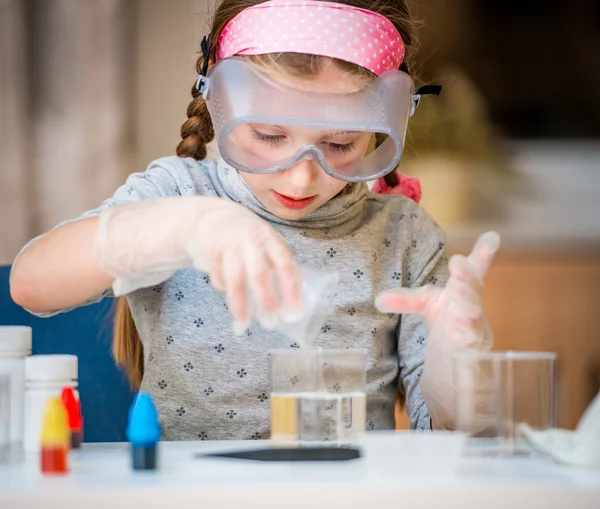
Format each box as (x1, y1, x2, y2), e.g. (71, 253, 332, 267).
(176, 53, 215, 160)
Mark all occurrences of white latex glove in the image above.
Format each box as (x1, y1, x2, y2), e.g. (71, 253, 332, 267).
(95, 196, 302, 334)
(375, 231, 501, 429)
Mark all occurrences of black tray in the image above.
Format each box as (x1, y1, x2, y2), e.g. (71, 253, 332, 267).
(199, 446, 361, 462)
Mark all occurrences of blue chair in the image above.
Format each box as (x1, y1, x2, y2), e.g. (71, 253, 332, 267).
(0, 266, 133, 442)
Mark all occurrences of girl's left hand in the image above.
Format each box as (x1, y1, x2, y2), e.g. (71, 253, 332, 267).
(375, 231, 501, 429)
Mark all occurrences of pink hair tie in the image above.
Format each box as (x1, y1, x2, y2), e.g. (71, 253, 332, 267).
(217, 0, 405, 76)
(371, 174, 422, 204)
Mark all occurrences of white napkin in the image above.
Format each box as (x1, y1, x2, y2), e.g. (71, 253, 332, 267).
(518, 390, 600, 468)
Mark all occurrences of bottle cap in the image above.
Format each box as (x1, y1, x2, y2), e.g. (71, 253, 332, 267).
(41, 397, 70, 446)
(25, 355, 78, 382)
(60, 387, 83, 431)
(126, 392, 161, 446)
(0, 326, 32, 357)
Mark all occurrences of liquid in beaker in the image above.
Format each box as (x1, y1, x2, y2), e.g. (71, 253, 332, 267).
(270, 349, 367, 446)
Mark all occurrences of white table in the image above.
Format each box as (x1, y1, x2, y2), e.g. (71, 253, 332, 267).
(1, 433, 599, 509)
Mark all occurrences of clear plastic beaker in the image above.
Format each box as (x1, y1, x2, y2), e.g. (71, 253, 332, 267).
(454, 350, 557, 455)
(273, 266, 339, 348)
(270, 348, 367, 446)
(0, 375, 10, 462)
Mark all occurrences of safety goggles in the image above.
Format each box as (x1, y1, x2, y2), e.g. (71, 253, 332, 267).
(197, 57, 429, 183)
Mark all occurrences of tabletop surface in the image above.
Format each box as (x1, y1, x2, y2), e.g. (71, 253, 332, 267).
(1, 432, 599, 509)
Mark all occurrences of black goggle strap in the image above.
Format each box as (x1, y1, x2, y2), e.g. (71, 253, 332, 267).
(200, 34, 211, 76)
(400, 61, 443, 116)
(196, 35, 212, 97)
(411, 85, 443, 116)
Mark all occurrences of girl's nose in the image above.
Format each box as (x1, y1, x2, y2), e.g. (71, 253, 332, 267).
(282, 157, 319, 190)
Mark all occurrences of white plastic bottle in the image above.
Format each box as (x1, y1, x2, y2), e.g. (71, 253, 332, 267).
(0, 326, 32, 444)
(24, 354, 78, 453)
(0, 375, 11, 460)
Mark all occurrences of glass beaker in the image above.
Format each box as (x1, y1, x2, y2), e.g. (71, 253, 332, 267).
(270, 348, 367, 446)
(454, 350, 557, 455)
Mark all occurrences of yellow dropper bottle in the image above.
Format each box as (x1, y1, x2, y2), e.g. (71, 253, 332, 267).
(40, 397, 70, 475)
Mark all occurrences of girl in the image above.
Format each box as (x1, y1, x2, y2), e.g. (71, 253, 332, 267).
(10, 0, 499, 440)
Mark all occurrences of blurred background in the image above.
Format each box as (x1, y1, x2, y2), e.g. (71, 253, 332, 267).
(1, 0, 599, 429)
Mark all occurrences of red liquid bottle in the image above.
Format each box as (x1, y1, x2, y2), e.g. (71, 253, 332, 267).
(61, 387, 83, 448)
(40, 397, 70, 475)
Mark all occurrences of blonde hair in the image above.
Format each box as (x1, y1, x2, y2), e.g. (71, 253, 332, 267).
(114, 0, 419, 389)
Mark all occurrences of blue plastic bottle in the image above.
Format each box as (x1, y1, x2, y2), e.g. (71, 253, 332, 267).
(126, 392, 161, 470)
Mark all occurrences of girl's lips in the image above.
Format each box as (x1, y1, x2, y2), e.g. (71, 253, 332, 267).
(273, 191, 317, 210)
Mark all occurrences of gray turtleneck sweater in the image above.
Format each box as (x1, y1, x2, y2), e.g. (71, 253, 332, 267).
(21, 156, 449, 440)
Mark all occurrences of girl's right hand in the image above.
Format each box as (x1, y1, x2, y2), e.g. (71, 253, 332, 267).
(95, 196, 302, 334)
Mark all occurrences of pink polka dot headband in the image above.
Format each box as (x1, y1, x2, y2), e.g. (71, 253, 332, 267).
(216, 0, 406, 76)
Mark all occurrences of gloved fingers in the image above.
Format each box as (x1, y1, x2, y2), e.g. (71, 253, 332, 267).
(447, 255, 488, 322)
(447, 298, 484, 324)
(447, 325, 481, 349)
(243, 244, 280, 330)
(190, 236, 225, 292)
(467, 231, 501, 280)
(448, 254, 483, 293)
(265, 236, 302, 315)
(206, 252, 225, 292)
(375, 285, 441, 316)
(222, 249, 250, 334)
